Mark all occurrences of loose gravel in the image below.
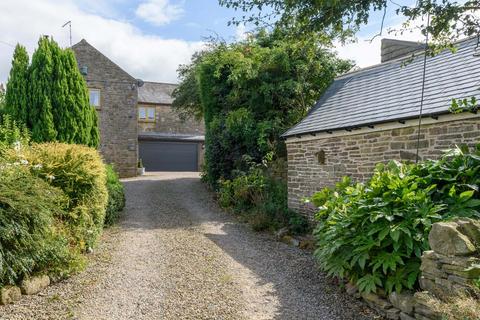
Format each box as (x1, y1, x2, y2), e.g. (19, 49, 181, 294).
(0, 172, 375, 320)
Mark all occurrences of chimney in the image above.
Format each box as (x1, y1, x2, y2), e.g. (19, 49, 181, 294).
(381, 39, 426, 63)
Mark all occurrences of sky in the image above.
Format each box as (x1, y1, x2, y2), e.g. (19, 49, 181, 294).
(0, 0, 423, 85)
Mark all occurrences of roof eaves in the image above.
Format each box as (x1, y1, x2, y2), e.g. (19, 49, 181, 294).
(282, 110, 451, 138)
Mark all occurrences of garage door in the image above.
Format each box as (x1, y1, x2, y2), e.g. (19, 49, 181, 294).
(139, 141, 198, 171)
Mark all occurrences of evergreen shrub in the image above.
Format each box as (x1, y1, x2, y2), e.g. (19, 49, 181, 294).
(104, 165, 125, 226)
(0, 165, 78, 286)
(16, 143, 108, 249)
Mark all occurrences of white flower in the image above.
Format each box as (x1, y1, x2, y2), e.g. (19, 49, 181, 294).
(20, 159, 28, 165)
(45, 174, 55, 181)
(33, 164, 43, 170)
(13, 162, 20, 166)
(12, 141, 21, 152)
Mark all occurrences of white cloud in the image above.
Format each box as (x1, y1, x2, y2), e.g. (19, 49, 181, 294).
(135, 0, 184, 26)
(334, 19, 426, 68)
(235, 24, 248, 41)
(0, 0, 202, 84)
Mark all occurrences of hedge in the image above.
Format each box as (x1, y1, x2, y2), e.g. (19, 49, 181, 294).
(104, 164, 125, 226)
(0, 115, 125, 287)
(19, 143, 108, 249)
(0, 165, 75, 286)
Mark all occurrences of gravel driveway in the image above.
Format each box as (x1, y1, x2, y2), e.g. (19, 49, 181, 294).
(0, 172, 374, 320)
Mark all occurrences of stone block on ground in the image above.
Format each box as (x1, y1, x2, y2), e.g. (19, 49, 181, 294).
(443, 264, 480, 279)
(0, 286, 21, 305)
(274, 227, 289, 240)
(420, 257, 446, 279)
(361, 292, 392, 310)
(455, 218, 480, 245)
(437, 254, 480, 268)
(414, 292, 441, 320)
(389, 291, 415, 314)
(345, 282, 358, 296)
(20, 275, 50, 295)
(298, 236, 315, 250)
(400, 312, 415, 320)
(386, 307, 401, 319)
(428, 222, 476, 256)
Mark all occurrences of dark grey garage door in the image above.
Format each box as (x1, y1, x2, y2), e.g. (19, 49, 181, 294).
(139, 141, 198, 171)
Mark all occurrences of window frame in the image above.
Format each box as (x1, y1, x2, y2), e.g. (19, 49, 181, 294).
(138, 106, 156, 122)
(89, 88, 101, 110)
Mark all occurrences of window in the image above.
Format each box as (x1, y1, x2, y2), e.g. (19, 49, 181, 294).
(89, 89, 101, 108)
(138, 106, 156, 122)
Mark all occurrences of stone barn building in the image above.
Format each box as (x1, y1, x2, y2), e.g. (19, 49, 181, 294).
(283, 37, 480, 217)
(72, 39, 204, 177)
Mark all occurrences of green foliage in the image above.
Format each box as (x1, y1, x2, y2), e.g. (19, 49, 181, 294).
(312, 145, 480, 295)
(0, 141, 109, 287)
(0, 114, 30, 151)
(192, 30, 351, 188)
(15, 143, 108, 249)
(5, 36, 99, 147)
(5, 44, 29, 124)
(0, 163, 79, 287)
(218, 162, 309, 233)
(449, 96, 478, 114)
(104, 165, 125, 226)
(29, 36, 57, 142)
(220, 0, 480, 47)
(0, 85, 5, 114)
(171, 51, 205, 121)
(171, 30, 348, 233)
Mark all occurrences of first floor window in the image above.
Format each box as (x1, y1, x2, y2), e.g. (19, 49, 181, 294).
(89, 89, 101, 109)
(138, 106, 156, 122)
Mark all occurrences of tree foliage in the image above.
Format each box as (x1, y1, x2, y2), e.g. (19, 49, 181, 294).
(5, 45, 29, 124)
(183, 30, 352, 187)
(220, 0, 480, 46)
(5, 36, 99, 147)
(0, 84, 5, 115)
(171, 51, 205, 121)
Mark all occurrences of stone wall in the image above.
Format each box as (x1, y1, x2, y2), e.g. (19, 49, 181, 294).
(345, 218, 480, 320)
(138, 103, 204, 135)
(285, 115, 480, 217)
(72, 40, 138, 178)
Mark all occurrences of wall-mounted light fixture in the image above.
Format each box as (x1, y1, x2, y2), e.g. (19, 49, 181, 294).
(80, 65, 88, 76)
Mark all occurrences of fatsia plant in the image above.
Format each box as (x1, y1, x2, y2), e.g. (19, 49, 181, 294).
(312, 145, 480, 294)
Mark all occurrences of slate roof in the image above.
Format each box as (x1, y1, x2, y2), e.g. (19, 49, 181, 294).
(283, 37, 480, 137)
(138, 81, 178, 104)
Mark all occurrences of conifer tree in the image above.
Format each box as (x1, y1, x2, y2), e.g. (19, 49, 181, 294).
(5, 36, 100, 147)
(5, 44, 29, 124)
(63, 49, 99, 147)
(29, 36, 57, 142)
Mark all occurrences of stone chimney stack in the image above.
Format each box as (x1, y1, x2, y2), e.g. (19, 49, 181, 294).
(381, 39, 426, 63)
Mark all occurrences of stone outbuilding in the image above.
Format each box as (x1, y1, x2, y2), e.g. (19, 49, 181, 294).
(72, 40, 204, 176)
(283, 37, 480, 217)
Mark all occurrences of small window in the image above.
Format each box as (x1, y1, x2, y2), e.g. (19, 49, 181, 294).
(89, 89, 101, 108)
(138, 106, 156, 122)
